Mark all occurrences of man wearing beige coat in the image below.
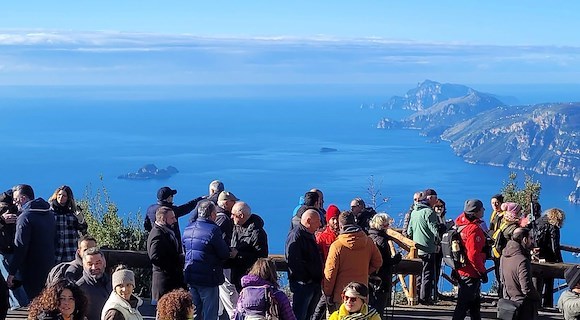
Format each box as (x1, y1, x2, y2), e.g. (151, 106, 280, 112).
(323, 211, 382, 313)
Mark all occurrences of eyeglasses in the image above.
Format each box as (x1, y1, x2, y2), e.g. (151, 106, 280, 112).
(343, 295, 358, 303)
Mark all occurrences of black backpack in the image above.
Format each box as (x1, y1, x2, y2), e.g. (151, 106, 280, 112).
(441, 225, 467, 270)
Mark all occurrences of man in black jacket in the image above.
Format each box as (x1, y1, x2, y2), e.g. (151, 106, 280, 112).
(230, 201, 268, 291)
(144, 187, 204, 252)
(8, 184, 56, 301)
(147, 206, 186, 303)
(286, 209, 323, 320)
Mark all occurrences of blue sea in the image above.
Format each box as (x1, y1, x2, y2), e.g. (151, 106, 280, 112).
(3, 85, 580, 284)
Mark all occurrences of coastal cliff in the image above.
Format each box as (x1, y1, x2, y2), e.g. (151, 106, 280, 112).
(377, 81, 580, 202)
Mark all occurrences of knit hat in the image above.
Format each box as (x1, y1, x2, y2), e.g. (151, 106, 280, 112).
(565, 265, 580, 289)
(326, 204, 340, 224)
(112, 269, 135, 288)
(464, 199, 484, 216)
(501, 202, 522, 222)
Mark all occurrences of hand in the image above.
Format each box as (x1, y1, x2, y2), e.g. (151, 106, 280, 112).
(325, 296, 336, 309)
(480, 273, 488, 284)
(229, 247, 238, 258)
(6, 275, 14, 288)
(2, 213, 17, 224)
(74, 210, 85, 224)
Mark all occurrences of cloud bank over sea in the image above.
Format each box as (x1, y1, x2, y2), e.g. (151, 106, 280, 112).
(1, 30, 579, 86)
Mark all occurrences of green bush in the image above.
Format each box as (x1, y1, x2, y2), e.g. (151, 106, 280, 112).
(76, 177, 151, 297)
(500, 172, 542, 216)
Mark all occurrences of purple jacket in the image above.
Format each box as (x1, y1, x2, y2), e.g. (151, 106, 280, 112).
(239, 274, 296, 320)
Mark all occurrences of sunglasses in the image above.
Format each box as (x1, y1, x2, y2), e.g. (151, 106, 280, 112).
(343, 295, 358, 303)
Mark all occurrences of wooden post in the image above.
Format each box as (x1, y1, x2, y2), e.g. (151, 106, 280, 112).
(407, 246, 418, 305)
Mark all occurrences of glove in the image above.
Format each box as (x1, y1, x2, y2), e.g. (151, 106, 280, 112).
(480, 273, 488, 284)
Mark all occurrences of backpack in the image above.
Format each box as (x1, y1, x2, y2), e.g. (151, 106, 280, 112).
(234, 285, 279, 320)
(491, 221, 517, 259)
(441, 225, 467, 270)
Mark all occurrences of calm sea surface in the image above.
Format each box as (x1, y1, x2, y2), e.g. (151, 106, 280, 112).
(3, 91, 579, 263)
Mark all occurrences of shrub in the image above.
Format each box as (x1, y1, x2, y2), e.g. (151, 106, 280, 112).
(77, 177, 151, 297)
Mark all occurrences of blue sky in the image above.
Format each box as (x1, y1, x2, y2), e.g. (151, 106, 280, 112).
(1, 1, 579, 87)
(2, 1, 578, 45)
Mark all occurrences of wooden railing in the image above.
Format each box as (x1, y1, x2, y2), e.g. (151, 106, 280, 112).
(101, 240, 578, 307)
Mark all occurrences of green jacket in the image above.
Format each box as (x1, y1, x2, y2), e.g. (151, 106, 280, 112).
(406, 202, 440, 255)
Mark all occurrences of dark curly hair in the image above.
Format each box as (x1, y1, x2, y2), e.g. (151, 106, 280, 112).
(28, 279, 88, 320)
(157, 288, 194, 320)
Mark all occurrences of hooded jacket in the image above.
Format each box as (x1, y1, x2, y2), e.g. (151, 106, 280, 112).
(9, 198, 56, 300)
(316, 225, 338, 262)
(231, 213, 269, 290)
(323, 228, 383, 304)
(455, 212, 487, 279)
(406, 202, 439, 255)
(238, 274, 296, 320)
(500, 239, 540, 303)
(558, 289, 580, 320)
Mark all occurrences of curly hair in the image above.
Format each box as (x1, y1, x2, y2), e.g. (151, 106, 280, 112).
(545, 208, 565, 228)
(28, 279, 88, 320)
(157, 288, 194, 320)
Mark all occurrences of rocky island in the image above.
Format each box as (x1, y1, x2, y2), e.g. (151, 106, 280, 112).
(377, 80, 580, 203)
(118, 164, 179, 180)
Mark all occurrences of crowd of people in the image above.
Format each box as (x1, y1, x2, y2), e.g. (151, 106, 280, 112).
(0, 181, 577, 320)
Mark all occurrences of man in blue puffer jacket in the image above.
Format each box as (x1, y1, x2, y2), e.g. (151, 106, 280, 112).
(182, 200, 233, 320)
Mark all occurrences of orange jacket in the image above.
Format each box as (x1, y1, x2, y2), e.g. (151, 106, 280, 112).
(323, 229, 383, 303)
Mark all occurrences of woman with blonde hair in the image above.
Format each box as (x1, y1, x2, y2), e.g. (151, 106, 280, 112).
(535, 208, 566, 308)
(329, 282, 380, 320)
(234, 258, 295, 320)
(49, 185, 87, 263)
(156, 288, 194, 320)
(28, 279, 88, 320)
(368, 213, 401, 316)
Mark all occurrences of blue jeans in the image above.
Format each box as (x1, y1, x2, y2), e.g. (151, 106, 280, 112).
(290, 281, 321, 320)
(190, 285, 219, 320)
(0, 253, 29, 309)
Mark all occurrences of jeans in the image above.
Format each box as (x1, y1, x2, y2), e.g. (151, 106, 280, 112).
(0, 253, 29, 310)
(190, 285, 219, 320)
(452, 276, 481, 320)
(290, 281, 321, 320)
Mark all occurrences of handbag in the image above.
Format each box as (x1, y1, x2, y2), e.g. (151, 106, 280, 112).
(496, 298, 522, 320)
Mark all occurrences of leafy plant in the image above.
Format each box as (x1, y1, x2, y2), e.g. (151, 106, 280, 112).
(500, 172, 542, 216)
(76, 176, 150, 296)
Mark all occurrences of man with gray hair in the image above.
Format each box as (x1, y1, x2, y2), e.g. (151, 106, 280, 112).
(76, 247, 112, 320)
(183, 200, 233, 320)
(230, 201, 268, 291)
(190, 180, 225, 222)
(7, 184, 56, 301)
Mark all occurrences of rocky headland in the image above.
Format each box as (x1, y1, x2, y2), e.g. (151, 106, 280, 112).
(377, 80, 580, 202)
(118, 164, 178, 180)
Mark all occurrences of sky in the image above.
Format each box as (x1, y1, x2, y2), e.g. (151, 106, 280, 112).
(2, 1, 578, 46)
(1, 1, 580, 89)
